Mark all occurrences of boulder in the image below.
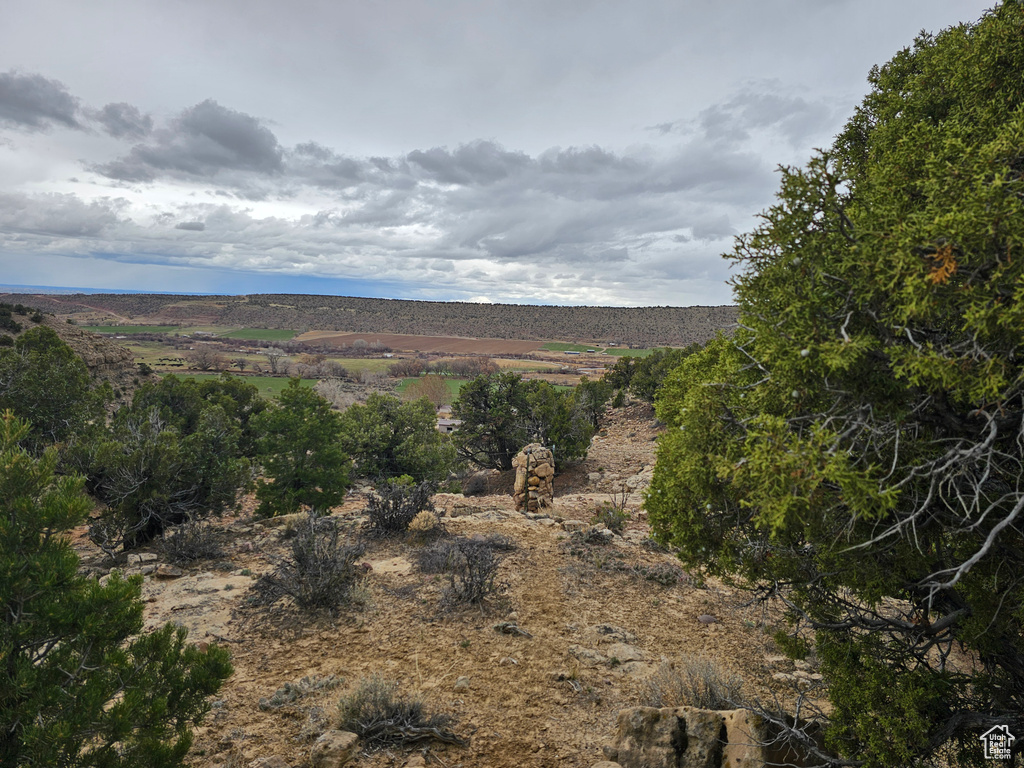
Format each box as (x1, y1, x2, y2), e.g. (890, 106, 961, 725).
(311, 730, 359, 768)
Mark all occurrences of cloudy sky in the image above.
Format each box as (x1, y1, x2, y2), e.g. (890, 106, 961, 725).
(0, 1, 993, 306)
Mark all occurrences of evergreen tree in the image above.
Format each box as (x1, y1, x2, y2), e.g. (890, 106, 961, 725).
(647, 5, 1024, 765)
(252, 380, 349, 517)
(0, 411, 232, 767)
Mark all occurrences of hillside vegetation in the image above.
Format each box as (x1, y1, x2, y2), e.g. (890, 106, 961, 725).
(7, 293, 737, 348)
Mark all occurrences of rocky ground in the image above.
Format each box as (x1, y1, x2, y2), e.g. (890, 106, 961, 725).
(73, 402, 817, 768)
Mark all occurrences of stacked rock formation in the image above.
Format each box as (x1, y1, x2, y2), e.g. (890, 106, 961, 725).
(513, 443, 554, 512)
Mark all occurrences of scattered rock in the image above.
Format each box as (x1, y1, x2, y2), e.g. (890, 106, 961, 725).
(403, 756, 427, 768)
(310, 729, 359, 768)
(606, 643, 644, 663)
(127, 552, 158, 566)
(696, 614, 717, 625)
(155, 564, 184, 579)
(583, 624, 638, 646)
(453, 676, 471, 692)
(247, 758, 290, 768)
(569, 645, 608, 666)
(561, 519, 588, 532)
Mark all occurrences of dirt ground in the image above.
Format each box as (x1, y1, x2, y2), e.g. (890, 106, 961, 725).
(73, 403, 810, 768)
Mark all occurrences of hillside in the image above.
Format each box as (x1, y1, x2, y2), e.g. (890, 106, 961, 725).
(5, 293, 738, 348)
(70, 403, 806, 768)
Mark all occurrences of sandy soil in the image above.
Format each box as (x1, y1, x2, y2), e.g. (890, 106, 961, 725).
(73, 403, 808, 768)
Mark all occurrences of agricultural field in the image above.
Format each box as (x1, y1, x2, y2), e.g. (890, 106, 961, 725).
(81, 325, 180, 334)
(602, 347, 656, 357)
(217, 328, 297, 341)
(297, 331, 544, 355)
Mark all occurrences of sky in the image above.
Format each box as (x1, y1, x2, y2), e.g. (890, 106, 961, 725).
(0, 1, 995, 307)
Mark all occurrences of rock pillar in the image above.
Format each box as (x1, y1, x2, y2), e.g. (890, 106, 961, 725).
(513, 443, 554, 512)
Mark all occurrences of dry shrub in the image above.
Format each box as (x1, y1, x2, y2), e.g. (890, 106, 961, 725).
(337, 675, 464, 749)
(251, 511, 366, 615)
(643, 656, 744, 710)
(406, 510, 445, 543)
(259, 674, 343, 710)
(365, 480, 435, 537)
(158, 519, 225, 565)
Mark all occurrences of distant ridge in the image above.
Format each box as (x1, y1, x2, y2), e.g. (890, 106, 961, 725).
(4, 292, 738, 348)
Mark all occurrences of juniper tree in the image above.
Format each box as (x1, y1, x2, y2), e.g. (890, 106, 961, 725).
(646, 4, 1024, 765)
(0, 411, 232, 767)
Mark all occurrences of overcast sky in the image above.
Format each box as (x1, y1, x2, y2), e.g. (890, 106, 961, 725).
(0, 1, 994, 306)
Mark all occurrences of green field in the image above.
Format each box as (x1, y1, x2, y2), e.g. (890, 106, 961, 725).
(82, 325, 180, 334)
(166, 373, 317, 398)
(218, 328, 297, 341)
(602, 347, 656, 357)
(541, 342, 596, 352)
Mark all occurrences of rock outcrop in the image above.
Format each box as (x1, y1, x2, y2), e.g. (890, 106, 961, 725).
(513, 443, 554, 512)
(604, 706, 816, 768)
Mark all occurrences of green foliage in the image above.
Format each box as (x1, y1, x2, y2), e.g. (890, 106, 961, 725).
(572, 376, 613, 428)
(452, 372, 596, 470)
(603, 345, 702, 402)
(251, 380, 349, 517)
(82, 383, 251, 551)
(0, 326, 104, 451)
(339, 393, 456, 483)
(0, 411, 232, 767)
(646, 6, 1024, 764)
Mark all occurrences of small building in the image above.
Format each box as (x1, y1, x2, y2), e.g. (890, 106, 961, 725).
(436, 418, 462, 434)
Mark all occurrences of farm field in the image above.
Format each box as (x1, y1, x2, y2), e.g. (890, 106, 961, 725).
(297, 331, 544, 355)
(217, 328, 297, 341)
(81, 325, 180, 334)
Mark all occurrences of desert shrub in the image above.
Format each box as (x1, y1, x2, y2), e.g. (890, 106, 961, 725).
(416, 534, 514, 576)
(406, 510, 445, 543)
(364, 478, 435, 537)
(415, 538, 462, 574)
(251, 512, 366, 615)
(259, 674, 342, 711)
(592, 503, 629, 533)
(643, 657, 744, 710)
(159, 519, 226, 565)
(443, 538, 504, 606)
(462, 471, 489, 496)
(633, 562, 687, 586)
(337, 675, 463, 749)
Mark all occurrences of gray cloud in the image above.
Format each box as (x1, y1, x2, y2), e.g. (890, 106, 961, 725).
(0, 192, 123, 237)
(0, 71, 81, 131)
(91, 102, 153, 138)
(96, 99, 283, 182)
(174, 220, 206, 231)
